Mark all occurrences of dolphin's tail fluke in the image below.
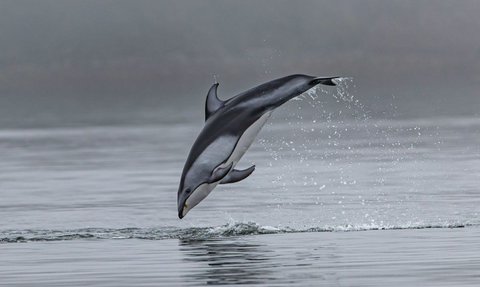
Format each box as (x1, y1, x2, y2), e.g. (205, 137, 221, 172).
(310, 77, 340, 86)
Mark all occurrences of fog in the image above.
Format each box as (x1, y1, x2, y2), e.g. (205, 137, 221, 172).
(0, 0, 479, 125)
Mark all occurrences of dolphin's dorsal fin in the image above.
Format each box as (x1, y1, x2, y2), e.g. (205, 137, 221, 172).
(205, 83, 224, 121)
(220, 165, 255, 184)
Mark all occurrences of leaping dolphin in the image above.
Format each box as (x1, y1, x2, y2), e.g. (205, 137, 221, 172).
(177, 74, 339, 218)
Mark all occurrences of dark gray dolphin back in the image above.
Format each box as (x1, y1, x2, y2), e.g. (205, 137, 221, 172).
(224, 74, 337, 111)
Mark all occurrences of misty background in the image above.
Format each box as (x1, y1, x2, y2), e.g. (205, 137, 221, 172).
(0, 0, 479, 127)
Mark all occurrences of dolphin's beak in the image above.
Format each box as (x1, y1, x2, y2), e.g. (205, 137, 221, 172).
(177, 193, 189, 219)
(178, 202, 188, 219)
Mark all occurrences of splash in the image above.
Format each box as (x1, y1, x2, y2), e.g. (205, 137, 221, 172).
(259, 77, 370, 207)
(1, 221, 476, 244)
(257, 77, 444, 225)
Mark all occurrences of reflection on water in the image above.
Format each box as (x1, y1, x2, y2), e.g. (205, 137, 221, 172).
(179, 239, 278, 285)
(178, 237, 345, 285)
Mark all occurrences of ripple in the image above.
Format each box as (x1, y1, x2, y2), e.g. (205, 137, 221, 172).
(0, 221, 476, 244)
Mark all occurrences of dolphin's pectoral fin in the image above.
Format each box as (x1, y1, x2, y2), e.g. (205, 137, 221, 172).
(210, 162, 233, 183)
(220, 165, 255, 184)
(205, 83, 225, 121)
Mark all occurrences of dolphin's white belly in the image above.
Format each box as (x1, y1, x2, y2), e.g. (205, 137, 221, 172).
(184, 112, 271, 214)
(226, 111, 272, 168)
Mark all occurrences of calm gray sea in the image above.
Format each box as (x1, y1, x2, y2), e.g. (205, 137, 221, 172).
(1, 89, 479, 286)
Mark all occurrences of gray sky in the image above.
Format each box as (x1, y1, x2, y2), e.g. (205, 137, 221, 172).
(0, 0, 479, 122)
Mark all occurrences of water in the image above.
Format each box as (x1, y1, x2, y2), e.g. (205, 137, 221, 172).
(1, 87, 480, 286)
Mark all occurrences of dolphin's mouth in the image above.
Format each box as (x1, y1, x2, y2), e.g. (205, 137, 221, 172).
(177, 195, 189, 219)
(179, 203, 188, 219)
(178, 200, 188, 219)
(178, 208, 185, 219)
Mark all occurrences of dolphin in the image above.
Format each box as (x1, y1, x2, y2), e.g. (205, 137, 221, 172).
(177, 74, 339, 218)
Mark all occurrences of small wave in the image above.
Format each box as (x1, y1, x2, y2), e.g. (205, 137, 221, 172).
(0, 222, 476, 244)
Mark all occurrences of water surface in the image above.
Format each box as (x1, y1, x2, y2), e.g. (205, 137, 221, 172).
(1, 94, 479, 286)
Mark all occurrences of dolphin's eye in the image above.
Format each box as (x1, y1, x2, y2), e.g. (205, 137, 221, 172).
(185, 189, 191, 194)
